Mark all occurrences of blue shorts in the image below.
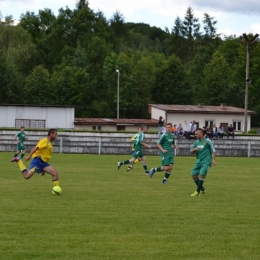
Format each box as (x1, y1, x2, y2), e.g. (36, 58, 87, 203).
(28, 157, 50, 174)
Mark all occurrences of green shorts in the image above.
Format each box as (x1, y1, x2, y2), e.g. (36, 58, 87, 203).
(132, 150, 144, 159)
(161, 154, 174, 166)
(191, 163, 211, 177)
(17, 143, 25, 151)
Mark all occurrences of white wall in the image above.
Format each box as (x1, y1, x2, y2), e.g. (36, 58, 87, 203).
(0, 106, 74, 129)
(151, 107, 250, 132)
(151, 107, 166, 123)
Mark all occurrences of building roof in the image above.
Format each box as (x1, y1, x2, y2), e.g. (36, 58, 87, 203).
(74, 118, 158, 126)
(0, 104, 75, 108)
(149, 104, 256, 115)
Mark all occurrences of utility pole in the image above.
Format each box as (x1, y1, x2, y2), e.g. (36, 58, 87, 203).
(240, 33, 259, 133)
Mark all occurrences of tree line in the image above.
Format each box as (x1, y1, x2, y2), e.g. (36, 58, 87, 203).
(1, 0, 260, 126)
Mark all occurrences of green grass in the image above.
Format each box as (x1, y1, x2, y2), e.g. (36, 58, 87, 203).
(1, 152, 260, 260)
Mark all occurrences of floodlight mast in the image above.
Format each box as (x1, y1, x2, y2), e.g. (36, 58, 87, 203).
(116, 70, 120, 119)
(240, 33, 259, 133)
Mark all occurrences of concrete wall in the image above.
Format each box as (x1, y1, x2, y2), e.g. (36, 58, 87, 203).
(1, 130, 260, 157)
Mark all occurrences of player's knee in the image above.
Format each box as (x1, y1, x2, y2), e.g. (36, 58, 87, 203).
(192, 175, 198, 180)
(52, 170, 58, 178)
(23, 174, 31, 180)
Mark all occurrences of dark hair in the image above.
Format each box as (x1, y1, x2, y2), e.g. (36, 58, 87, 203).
(48, 128, 57, 136)
(21, 126, 25, 129)
(196, 128, 204, 133)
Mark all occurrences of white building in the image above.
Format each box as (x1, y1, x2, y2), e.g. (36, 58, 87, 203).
(0, 105, 75, 129)
(149, 103, 256, 132)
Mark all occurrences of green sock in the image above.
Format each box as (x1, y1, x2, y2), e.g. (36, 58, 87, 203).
(194, 179, 199, 186)
(20, 153, 25, 159)
(155, 167, 162, 171)
(121, 160, 130, 165)
(197, 179, 204, 193)
(14, 153, 18, 157)
(164, 172, 170, 179)
(194, 179, 205, 191)
(143, 164, 148, 171)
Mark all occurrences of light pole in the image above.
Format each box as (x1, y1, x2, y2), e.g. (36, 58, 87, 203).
(116, 70, 120, 119)
(240, 33, 259, 133)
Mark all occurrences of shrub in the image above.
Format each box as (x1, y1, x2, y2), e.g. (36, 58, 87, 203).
(248, 129, 257, 134)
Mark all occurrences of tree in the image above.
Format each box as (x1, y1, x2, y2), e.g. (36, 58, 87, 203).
(23, 65, 53, 104)
(20, 9, 57, 69)
(181, 7, 201, 59)
(153, 55, 193, 104)
(0, 50, 22, 103)
(76, 0, 89, 9)
(200, 51, 232, 105)
(202, 13, 217, 39)
(168, 17, 188, 59)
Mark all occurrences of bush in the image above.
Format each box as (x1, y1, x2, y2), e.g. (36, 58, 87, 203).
(248, 129, 257, 134)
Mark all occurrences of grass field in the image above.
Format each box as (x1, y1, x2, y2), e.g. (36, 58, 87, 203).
(1, 152, 260, 260)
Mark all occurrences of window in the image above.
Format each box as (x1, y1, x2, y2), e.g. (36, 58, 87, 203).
(92, 126, 101, 130)
(117, 125, 125, 131)
(233, 121, 241, 131)
(205, 120, 214, 127)
(15, 119, 45, 129)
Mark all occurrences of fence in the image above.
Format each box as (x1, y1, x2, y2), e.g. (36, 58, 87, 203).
(1, 130, 260, 157)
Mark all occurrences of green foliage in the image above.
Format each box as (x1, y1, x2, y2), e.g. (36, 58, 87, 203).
(153, 55, 193, 104)
(2, 4, 260, 123)
(0, 50, 23, 103)
(1, 153, 260, 259)
(248, 129, 257, 134)
(200, 51, 232, 105)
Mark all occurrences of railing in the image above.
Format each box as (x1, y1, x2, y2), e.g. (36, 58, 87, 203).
(1, 131, 260, 157)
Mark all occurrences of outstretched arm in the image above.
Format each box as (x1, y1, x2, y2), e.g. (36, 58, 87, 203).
(25, 146, 39, 161)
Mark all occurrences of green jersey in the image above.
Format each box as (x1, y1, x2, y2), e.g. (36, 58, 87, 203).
(16, 131, 26, 144)
(158, 132, 175, 156)
(191, 138, 215, 165)
(133, 131, 145, 151)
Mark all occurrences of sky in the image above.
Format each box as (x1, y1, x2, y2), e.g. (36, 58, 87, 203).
(1, 0, 260, 37)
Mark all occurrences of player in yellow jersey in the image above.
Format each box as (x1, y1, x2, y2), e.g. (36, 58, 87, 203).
(126, 127, 142, 172)
(12, 129, 60, 188)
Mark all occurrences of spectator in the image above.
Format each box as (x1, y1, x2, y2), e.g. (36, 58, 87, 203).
(227, 124, 235, 138)
(190, 120, 197, 135)
(217, 124, 224, 139)
(158, 116, 164, 139)
(202, 126, 207, 137)
(177, 123, 184, 138)
(172, 124, 178, 137)
(212, 123, 218, 139)
(185, 120, 197, 138)
(185, 120, 192, 132)
(206, 125, 212, 139)
(161, 124, 166, 135)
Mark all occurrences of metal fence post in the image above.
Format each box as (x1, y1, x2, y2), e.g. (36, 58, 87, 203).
(247, 140, 251, 157)
(59, 137, 63, 154)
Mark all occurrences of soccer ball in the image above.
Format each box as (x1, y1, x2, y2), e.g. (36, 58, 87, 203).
(52, 186, 62, 195)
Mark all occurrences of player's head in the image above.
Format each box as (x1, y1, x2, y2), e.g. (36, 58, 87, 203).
(140, 125, 147, 132)
(138, 127, 141, 131)
(48, 128, 58, 141)
(166, 123, 172, 133)
(195, 128, 204, 139)
(21, 126, 25, 131)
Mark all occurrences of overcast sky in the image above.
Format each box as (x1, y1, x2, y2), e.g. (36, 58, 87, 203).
(1, 0, 260, 37)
